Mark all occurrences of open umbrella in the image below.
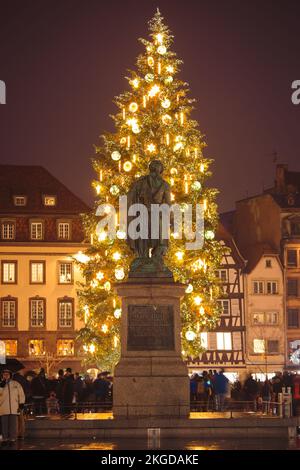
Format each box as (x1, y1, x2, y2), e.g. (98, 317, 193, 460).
(0, 358, 25, 373)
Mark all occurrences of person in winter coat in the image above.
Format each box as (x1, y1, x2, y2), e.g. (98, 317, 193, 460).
(62, 368, 74, 416)
(30, 368, 48, 415)
(0, 369, 25, 447)
(243, 374, 259, 411)
(262, 380, 273, 414)
(13, 370, 30, 439)
(214, 370, 229, 411)
(93, 373, 110, 405)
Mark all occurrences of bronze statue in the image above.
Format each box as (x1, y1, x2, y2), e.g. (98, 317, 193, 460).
(127, 160, 173, 277)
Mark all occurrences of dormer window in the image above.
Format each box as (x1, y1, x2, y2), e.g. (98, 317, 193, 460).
(43, 195, 56, 206)
(13, 196, 27, 206)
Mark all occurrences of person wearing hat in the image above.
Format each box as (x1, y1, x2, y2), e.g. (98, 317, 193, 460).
(0, 369, 25, 447)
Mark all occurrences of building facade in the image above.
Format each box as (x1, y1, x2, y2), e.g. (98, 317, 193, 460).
(243, 247, 285, 377)
(234, 163, 300, 372)
(0, 165, 90, 373)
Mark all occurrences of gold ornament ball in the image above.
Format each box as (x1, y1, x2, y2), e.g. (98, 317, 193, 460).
(191, 181, 202, 191)
(145, 73, 154, 82)
(162, 114, 172, 125)
(129, 102, 138, 113)
(165, 76, 173, 84)
(123, 161, 132, 172)
(110, 185, 120, 196)
(147, 56, 154, 67)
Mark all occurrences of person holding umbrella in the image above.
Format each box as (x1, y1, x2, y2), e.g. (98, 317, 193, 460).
(0, 369, 25, 447)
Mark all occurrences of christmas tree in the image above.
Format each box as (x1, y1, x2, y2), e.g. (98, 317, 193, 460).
(76, 10, 224, 371)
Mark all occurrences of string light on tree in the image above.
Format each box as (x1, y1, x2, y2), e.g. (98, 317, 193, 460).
(76, 10, 224, 369)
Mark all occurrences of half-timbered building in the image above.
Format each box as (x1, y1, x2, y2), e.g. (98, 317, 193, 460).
(188, 217, 247, 380)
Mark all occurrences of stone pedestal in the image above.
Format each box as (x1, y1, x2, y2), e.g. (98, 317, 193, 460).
(113, 279, 190, 418)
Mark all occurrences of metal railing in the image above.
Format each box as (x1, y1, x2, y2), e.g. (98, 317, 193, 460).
(23, 398, 288, 420)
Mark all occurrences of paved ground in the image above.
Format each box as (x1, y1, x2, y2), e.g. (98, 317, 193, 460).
(25, 411, 278, 421)
(1, 436, 299, 450)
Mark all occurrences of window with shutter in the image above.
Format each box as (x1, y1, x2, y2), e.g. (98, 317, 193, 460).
(287, 279, 298, 297)
(267, 340, 279, 354)
(208, 332, 217, 350)
(287, 249, 297, 267)
(232, 332, 242, 350)
(288, 309, 299, 328)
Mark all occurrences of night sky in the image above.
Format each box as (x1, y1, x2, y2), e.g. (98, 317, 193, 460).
(0, 0, 299, 212)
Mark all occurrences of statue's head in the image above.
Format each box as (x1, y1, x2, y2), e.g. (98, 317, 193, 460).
(149, 160, 163, 175)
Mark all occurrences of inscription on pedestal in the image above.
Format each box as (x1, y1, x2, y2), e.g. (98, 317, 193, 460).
(127, 305, 174, 351)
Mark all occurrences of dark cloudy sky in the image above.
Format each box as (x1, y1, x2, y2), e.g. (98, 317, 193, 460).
(0, 0, 299, 212)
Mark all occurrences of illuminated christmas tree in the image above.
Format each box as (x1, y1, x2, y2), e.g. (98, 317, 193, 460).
(76, 10, 224, 371)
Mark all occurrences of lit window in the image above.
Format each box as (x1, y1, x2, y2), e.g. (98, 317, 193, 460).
(30, 262, 45, 283)
(200, 332, 208, 349)
(30, 299, 45, 327)
(252, 313, 264, 325)
(216, 332, 232, 350)
(266, 281, 278, 295)
(2, 262, 17, 283)
(1, 222, 15, 240)
(4, 340, 17, 356)
(253, 281, 264, 294)
(2, 300, 16, 327)
(43, 196, 56, 206)
(58, 223, 70, 240)
(57, 339, 74, 356)
(30, 222, 43, 240)
(58, 301, 73, 328)
(217, 300, 229, 315)
(13, 196, 26, 206)
(265, 312, 278, 325)
(29, 340, 45, 356)
(58, 262, 72, 284)
(253, 339, 265, 354)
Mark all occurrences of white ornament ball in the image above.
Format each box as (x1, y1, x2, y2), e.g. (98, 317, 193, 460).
(185, 330, 196, 341)
(157, 45, 167, 55)
(114, 308, 122, 319)
(111, 151, 121, 161)
(205, 230, 215, 240)
(161, 98, 171, 109)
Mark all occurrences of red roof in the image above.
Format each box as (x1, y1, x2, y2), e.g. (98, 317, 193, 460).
(0, 165, 90, 215)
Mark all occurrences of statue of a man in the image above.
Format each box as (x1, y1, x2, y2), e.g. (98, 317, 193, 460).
(127, 160, 172, 276)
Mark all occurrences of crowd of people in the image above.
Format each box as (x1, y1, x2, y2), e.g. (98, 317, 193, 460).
(1, 365, 300, 446)
(0, 366, 113, 447)
(13, 367, 113, 416)
(190, 369, 300, 414)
